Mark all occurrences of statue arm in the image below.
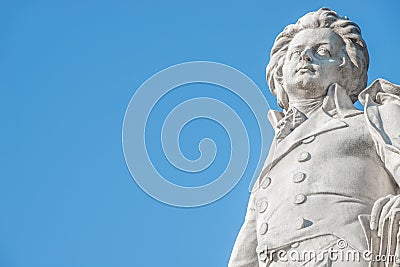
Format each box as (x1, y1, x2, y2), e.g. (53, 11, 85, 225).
(360, 79, 400, 264)
(359, 78, 400, 183)
(228, 192, 258, 267)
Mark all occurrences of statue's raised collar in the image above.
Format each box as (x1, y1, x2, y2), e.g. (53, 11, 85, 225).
(267, 83, 362, 133)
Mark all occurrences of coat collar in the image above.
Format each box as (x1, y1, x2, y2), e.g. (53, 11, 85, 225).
(358, 78, 400, 105)
(264, 108, 348, 171)
(258, 84, 363, 183)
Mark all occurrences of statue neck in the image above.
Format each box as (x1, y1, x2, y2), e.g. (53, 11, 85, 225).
(288, 96, 324, 117)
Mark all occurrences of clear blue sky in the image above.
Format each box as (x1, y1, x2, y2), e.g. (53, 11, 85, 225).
(1, 1, 399, 266)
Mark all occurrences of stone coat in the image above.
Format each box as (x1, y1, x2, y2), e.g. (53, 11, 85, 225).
(229, 80, 400, 267)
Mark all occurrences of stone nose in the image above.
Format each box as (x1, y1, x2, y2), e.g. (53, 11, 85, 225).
(300, 49, 312, 62)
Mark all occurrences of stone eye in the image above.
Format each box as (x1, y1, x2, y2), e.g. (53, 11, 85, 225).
(291, 50, 301, 59)
(316, 48, 331, 57)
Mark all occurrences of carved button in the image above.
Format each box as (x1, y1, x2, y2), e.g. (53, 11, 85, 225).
(261, 177, 272, 189)
(259, 223, 268, 235)
(292, 172, 306, 183)
(295, 217, 306, 230)
(257, 201, 268, 213)
(297, 152, 311, 162)
(302, 136, 315, 144)
(294, 194, 307, 204)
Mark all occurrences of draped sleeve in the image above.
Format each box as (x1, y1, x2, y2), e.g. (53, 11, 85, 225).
(228, 191, 258, 267)
(359, 78, 400, 183)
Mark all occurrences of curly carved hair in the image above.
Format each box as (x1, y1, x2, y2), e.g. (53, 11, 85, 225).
(266, 8, 369, 110)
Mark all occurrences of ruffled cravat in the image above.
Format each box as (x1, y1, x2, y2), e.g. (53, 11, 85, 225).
(269, 84, 362, 142)
(275, 97, 324, 141)
(276, 106, 308, 141)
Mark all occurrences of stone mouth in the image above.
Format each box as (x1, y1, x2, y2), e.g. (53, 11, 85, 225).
(296, 65, 316, 73)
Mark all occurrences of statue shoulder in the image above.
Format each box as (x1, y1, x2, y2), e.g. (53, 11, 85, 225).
(359, 78, 400, 107)
(359, 79, 400, 132)
(359, 79, 400, 179)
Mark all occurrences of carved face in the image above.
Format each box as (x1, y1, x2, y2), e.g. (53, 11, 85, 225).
(282, 28, 346, 102)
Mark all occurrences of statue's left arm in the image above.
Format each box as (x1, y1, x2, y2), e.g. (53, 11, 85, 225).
(228, 192, 258, 267)
(360, 78, 400, 181)
(359, 79, 400, 264)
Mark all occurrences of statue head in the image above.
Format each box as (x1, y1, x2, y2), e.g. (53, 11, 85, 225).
(266, 8, 369, 110)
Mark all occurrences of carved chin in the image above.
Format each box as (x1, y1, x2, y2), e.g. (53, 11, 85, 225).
(294, 78, 318, 90)
(287, 79, 329, 98)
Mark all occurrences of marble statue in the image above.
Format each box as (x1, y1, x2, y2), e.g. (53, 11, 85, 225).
(229, 8, 400, 267)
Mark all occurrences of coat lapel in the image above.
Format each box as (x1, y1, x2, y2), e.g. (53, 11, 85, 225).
(262, 108, 349, 173)
(257, 84, 363, 187)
